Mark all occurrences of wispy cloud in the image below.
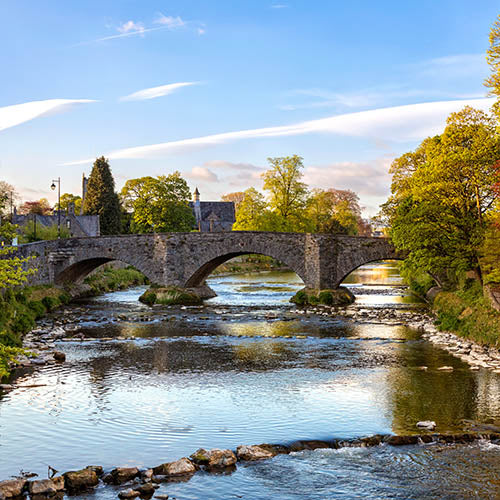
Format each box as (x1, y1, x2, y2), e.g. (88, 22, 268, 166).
(154, 13, 185, 28)
(117, 20, 145, 34)
(410, 53, 488, 79)
(120, 82, 198, 102)
(186, 166, 218, 182)
(204, 160, 264, 172)
(270, 4, 288, 8)
(64, 97, 495, 165)
(78, 25, 169, 44)
(0, 99, 96, 133)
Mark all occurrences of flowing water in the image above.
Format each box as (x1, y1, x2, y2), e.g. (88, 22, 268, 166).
(2, 262, 500, 499)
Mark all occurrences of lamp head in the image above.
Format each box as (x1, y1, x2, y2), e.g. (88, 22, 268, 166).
(51, 183, 56, 191)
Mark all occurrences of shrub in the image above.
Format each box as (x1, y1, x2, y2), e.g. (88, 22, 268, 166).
(291, 290, 308, 305)
(28, 300, 46, 319)
(42, 296, 60, 311)
(318, 291, 334, 305)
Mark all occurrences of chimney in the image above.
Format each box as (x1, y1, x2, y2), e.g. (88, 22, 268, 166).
(81, 173, 88, 215)
(68, 202, 75, 216)
(193, 187, 201, 231)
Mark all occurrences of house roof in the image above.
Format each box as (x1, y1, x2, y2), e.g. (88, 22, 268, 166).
(189, 201, 235, 222)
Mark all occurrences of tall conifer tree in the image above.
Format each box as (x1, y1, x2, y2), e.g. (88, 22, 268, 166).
(83, 157, 121, 235)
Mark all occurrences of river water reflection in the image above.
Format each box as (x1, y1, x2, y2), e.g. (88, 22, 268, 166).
(1, 262, 500, 498)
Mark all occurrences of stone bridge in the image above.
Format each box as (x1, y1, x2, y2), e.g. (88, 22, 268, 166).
(14, 232, 401, 292)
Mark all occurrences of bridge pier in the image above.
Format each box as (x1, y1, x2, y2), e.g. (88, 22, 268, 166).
(11, 232, 401, 304)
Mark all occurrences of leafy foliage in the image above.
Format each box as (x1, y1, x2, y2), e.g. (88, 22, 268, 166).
(18, 198, 51, 215)
(83, 157, 122, 235)
(56, 193, 82, 214)
(385, 106, 500, 288)
(121, 172, 194, 233)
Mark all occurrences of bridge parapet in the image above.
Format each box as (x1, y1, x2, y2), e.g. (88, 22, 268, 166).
(11, 232, 402, 294)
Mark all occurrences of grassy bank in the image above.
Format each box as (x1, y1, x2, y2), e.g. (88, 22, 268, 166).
(0, 265, 148, 379)
(0, 286, 71, 379)
(211, 255, 289, 275)
(433, 281, 500, 346)
(83, 265, 148, 295)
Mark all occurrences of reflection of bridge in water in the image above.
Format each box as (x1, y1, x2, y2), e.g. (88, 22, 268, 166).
(15, 232, 402, 292)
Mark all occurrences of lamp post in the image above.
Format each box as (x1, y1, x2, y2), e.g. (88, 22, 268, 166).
(51, 177, 61, 238)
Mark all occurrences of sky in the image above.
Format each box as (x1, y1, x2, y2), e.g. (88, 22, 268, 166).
(0, 0, 498, 217)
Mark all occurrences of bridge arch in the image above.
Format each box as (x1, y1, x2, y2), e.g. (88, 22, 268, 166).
(334, 258, 404, 288)
(184, 251, 307, 288)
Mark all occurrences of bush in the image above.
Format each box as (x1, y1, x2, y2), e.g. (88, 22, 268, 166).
(291, 290, 308, 305)
(28, 300, 47, 319)
(10, 311, 35, 334)
(318, 291, 334, 305)
(42, 296, 60, 311)
(139, 290, 157, 305)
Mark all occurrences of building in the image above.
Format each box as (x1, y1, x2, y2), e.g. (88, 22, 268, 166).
(13, 202, 100, 237)
(189, 188, 235, 232)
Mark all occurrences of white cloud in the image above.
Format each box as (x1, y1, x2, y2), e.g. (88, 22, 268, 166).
(303, 158, 392, 197)
(64, 97, 495, 165)
(120, 82, 198, 101)
(186, 166, 218, 182)
(0, 99, 96, 133)
(117, 20, 145, 34)
(412, 53, 488, 79)
(154, 13, 185, 28)
(197, 27, 206, 35)
(79, 25, 170, 44)
(204, 160, 264, 172)
(270, 4, 288, 8)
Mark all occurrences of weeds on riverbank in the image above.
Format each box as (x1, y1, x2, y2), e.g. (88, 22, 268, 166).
(0, 286, 71, 379)
(434, 281, 500, 346)
(84, 265, 148, 294)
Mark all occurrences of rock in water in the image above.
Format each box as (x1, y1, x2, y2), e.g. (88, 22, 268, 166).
(63, 468, 99, 493)
(152, 458, 196, 477)
(0, 479, 27, 498)
(416, 420, 436, 430)
(207, 449, 237, 468)
(236, 445, 274, 461)
(118, 488, 140, 499)
(105, 467, 139, 485)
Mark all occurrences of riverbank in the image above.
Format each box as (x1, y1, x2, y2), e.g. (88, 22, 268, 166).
(1, 431, 499, 500)
(0, 265, 148, 379)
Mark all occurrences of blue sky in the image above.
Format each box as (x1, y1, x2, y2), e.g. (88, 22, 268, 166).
(0, 1, 498, 216)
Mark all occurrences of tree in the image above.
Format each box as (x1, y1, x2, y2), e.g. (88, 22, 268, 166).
(0, 182, 18, 216)
(18, 198, 51, 215)
(262, 155, 308, 230)
(221, 192, 245, 211)
(83, 157, 121, 235)
(485, 14, 500, 102)
(56, 193, 82, 214)
(121, 172, 194, 233)
(387, 106, 500, 286)
(306, 188, 361, 234)
(233, 188, 269, 231)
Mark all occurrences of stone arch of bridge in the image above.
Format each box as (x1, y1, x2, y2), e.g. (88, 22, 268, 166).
(54, 257, 155, 285)
(334, 257, 404, 289)
(184, 251, 306, 288)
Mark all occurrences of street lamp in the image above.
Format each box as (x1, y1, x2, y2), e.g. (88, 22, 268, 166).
(51, 177, 61, 238)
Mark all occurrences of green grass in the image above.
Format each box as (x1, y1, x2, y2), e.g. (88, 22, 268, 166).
(434, 280, 500, 346)
(139, 287, 202, 306)
(84, 265, 148, 295)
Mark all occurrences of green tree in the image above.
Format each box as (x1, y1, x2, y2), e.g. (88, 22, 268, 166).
(56, 193, 82, 214)
(306, 188, 361, 234)
(387, 107, 500, 287)
(231, 188, 269, 231)
(83, 157, 121, 235)
(121, 172, 194, 233)
(262, 155, 308, 230)
(485, 14, 500, 102)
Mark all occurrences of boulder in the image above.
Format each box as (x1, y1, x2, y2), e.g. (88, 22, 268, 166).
(383, 435, 419, 446)
(53, 351, 66, 362)
(0, 479, 27, 498)
(118, 488, 140, 499)
(136, 483, 156, 496)
(86, 465, 103, 476)
(236, 445, 274, 461)
(189, 448, 211, 465)
(105, 467, 139, 485)
(28, 478, 64, 496)
(153, 458, 196, 477)
(63, 468, 99, 493)
(256, 444, 291, 456)
(416, 421, 436, 430)
(207, 449, 237, 468)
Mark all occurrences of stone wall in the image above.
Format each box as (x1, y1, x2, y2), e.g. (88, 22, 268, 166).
(11, 232, 401, 291)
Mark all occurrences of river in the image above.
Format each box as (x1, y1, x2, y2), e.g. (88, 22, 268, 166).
(2, 261, 500, 499)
